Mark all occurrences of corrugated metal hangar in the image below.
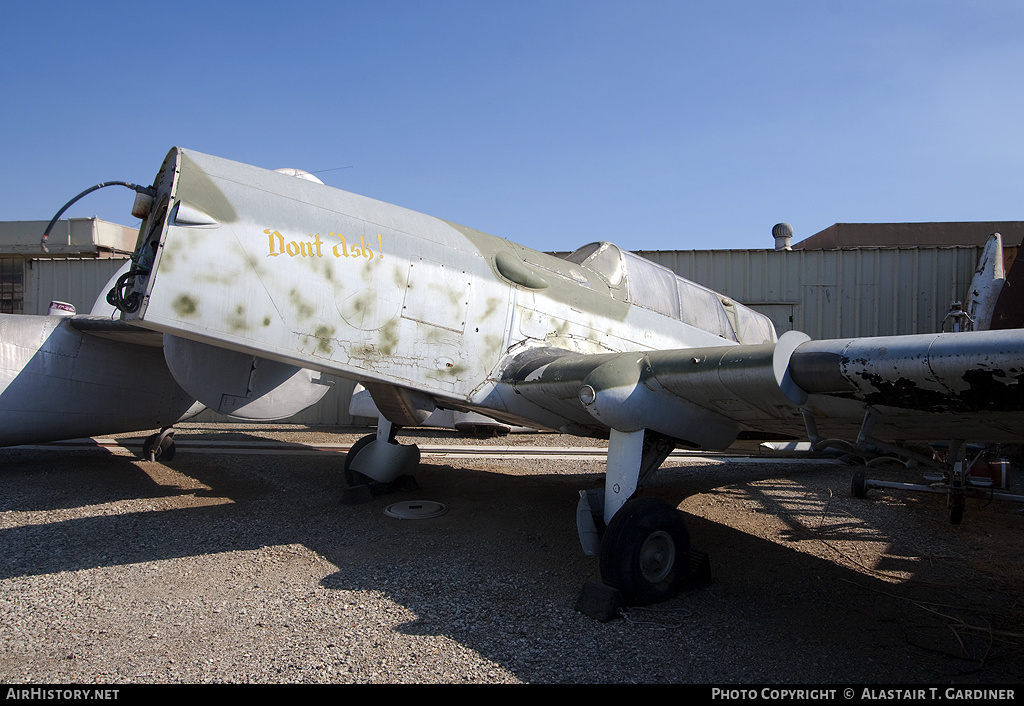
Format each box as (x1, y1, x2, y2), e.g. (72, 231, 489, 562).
(2, 217, 1019, 426)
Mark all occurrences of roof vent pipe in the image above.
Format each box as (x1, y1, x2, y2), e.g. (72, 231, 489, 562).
(772, 223, 793, 250)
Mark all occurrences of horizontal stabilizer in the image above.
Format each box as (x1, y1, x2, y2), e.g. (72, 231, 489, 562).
(67, 316, 165, 347)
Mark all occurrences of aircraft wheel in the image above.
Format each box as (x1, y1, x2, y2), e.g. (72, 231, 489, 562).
(343, 434, 376, 487)
(851, 470, 867, 498)
(599, 498, 690, 606)
(142, 433, 176, 462)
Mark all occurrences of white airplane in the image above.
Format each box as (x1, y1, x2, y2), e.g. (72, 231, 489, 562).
(5, 147, 1023, 608)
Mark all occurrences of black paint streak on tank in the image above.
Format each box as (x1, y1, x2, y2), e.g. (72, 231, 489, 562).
(959, 369, 1024, 411)
(855, 373, 962, 413)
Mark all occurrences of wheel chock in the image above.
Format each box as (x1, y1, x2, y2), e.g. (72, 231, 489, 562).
(575, 581, 625, 622)
(687, 549, 712, 588)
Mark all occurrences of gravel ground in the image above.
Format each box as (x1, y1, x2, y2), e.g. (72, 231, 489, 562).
(1, 424, 1022, 684)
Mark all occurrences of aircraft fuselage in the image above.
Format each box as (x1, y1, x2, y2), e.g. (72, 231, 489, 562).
(122, 148, 773, 435)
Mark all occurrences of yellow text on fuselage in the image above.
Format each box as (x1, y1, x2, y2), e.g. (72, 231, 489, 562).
(265, 230, 384, 260)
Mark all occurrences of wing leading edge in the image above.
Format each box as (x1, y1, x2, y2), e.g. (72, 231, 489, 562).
(499, 329, 1024, 450)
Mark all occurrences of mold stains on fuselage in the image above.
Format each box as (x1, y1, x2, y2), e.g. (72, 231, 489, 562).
(289, 288, 316, 321)
(172, 294, 198, 317)
(227, 304, 249, 333)
(313, 325, 336, 355)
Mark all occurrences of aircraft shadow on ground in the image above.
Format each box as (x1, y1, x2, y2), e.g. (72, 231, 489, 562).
(0, 440, 1020, 682)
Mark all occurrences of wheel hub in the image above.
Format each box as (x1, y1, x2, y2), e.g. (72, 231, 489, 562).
(639, 530, 676, 583)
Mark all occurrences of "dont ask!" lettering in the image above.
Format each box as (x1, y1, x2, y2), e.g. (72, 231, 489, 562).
(265, 229, 383, 260)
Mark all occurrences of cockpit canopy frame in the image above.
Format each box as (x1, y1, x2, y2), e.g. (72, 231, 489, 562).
(565, 241, 776, 344)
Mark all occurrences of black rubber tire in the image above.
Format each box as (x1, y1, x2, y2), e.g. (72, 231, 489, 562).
(599, 498, 690, 606)
(851, 470, 867, 498)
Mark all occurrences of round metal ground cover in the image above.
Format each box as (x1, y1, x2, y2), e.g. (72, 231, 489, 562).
(384, 500, 448, 519)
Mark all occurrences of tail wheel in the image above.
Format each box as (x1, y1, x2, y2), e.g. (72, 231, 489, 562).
(142, 432, 175, 462)
(599, 498, 690, 606)
(343, 434, 376, 487)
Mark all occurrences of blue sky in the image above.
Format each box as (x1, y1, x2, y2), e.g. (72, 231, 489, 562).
(3, 1, 1022, 253)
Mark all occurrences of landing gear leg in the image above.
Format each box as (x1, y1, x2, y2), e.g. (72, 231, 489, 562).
(948, 441, 966, 525)
(142, 427, 176, 462)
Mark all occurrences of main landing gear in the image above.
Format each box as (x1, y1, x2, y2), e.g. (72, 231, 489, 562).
(576, 429, 708, 618)
(338, 420, 702, 614)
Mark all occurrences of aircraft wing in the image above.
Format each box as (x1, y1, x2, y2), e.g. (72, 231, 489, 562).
(788, 328, 1024, 444)
(0, 309, 337, 447)
(0, 312, 199, 446)
(66, 315, 166, 347)
(499, 329, 1024, 452)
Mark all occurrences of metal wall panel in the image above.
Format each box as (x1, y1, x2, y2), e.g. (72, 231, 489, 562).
(24, 258, 127, 315)
(636, 246, 985, 339)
